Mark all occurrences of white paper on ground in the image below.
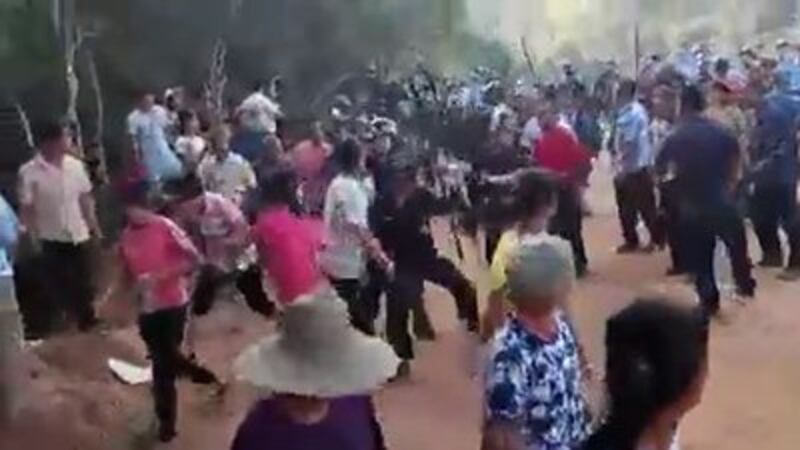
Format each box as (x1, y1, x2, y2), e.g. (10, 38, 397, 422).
(108, 358, 152, 385)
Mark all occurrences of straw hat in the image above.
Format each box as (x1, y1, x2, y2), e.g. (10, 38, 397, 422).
(235, 287, 399, 397)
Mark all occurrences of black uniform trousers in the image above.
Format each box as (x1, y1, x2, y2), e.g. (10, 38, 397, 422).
(750, 183, 800, 268)
(549, 184, 588, 275)
(682, 200, 756, 316)
(614, 168, 664, 247)
(659, 180, 688, 272)
(386, 256, 477, 360)
(192, 264, 274, 318)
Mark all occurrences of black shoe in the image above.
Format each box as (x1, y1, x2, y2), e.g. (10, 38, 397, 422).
(666, 267, 687, 277)
(778, 268, 800, 282)
(758, 255, 783, 268)
(616, 243, 640, 254)
(158, 426, 177, 443)
(390, 361, 411, 383)
(736, 281, 756, 298)
(414, 326, 437, 342)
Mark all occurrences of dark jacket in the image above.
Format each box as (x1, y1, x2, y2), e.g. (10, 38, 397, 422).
(750, 92, 800, 187)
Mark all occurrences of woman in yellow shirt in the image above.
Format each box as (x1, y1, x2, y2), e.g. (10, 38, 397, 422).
(481, 169, 559, 341)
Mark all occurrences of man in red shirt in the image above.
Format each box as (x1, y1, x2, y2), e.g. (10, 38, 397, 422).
(532, 93, 592, 276)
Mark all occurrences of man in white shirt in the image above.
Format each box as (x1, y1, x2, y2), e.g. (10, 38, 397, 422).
(198, 123, 257, 206)
(237, 81, 283, 135)
(18, 121, 102, 333)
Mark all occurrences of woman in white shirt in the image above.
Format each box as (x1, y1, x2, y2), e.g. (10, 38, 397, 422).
(174, 110, 207, 173)
(321, 139, 388, 334)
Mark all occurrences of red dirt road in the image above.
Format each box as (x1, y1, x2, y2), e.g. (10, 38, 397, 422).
(3, 160, 800, 449)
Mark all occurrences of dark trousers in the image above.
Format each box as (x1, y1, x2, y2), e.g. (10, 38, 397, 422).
(484, 228, 502, 265)
(361, 261, 435, 337)
(614, 169, 663, 247)
(660, 180, 688, 272)
(751, 184, 800, 268)
(683, 201, 755, 315)
(138, 306, 218, 434)
(386, 257, 477, 360)
(40, 241, 97, 331)
(192, 264, 274, 318)
(331, 278, 376, 336)
(549, 184, 588, 274)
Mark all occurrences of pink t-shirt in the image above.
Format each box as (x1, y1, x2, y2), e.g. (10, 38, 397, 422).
(120, 215, 200, 313)
(253, 207, 324, 305)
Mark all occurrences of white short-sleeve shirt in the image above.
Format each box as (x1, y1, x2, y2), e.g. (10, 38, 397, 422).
(18, 154, 92, 243)
(238, 92, 281, 134)
(320, 174, 371, 280)
(198, 152, 257, 204)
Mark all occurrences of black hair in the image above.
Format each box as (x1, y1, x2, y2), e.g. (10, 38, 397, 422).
(166, 173, 205, 201)
(253, 80, 269, 92)
(119, 179, 156, 208)
(177, 109, 197, 135)
(586, 299, 709, 450)
(714, 58, 730, 76)
(335, 139, 362, 174)
(514, 169, 558, 222)
(680, 84, 706, 114)
(618, 79, 637, 100)
(32, 119, 66, 147)
(259, 167, 297, 206)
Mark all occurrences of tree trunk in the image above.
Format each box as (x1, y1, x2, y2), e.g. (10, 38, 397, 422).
(85, 48, 108, 182)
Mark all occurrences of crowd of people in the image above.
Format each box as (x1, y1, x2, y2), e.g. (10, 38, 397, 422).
(1, 36, 800, 450)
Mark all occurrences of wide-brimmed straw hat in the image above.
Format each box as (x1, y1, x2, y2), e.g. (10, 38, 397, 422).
(234, 287, 399, 397)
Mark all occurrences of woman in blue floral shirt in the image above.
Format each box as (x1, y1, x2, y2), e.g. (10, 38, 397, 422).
(482, 237, 590, 450)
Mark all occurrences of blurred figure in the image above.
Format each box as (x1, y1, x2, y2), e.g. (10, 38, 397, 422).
(658, 85, 755, 319)
(169, 174, 272, 318)
(199, 123, 257, 206)
(534, 92, 592, 277)
(292, 121, 333, 216)
(0, 193, 20, 424)
(231, 288, 397, 450)
(174, 110, 207, 172)
(320, 140, 389, 335)
(18, 121, 102, 334)
(127, 91, 184, 182)
(233, 80, 283, 164)
(611, 79, 663, 254)
(749, 71, 800, 279)
(114, 179, 222, 443)
(585, 299, 709, 450)
(482, 238, 590, 450)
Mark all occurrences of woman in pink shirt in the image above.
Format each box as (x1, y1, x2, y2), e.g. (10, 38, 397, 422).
(252, 168, 326, 305)
(114, 179, 222, 443)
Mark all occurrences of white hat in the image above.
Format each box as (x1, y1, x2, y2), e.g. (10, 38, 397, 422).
(235, 287, 399, 398)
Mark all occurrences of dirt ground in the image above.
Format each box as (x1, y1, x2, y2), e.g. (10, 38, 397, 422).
(2, 159, 800, 449)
